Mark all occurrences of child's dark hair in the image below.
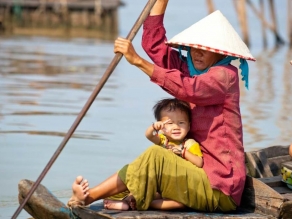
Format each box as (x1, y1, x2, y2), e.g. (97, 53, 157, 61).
(153, 98, 191, 121)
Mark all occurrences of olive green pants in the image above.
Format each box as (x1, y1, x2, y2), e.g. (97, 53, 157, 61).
(112, 145, 236, 211)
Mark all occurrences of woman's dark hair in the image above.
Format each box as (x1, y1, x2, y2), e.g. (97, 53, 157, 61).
(153, 98, 191, 121)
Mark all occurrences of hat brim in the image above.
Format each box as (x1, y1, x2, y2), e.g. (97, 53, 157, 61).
(167, 42, 256, 61)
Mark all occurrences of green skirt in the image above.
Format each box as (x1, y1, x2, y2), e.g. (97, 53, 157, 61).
(111, 145, 236, 211)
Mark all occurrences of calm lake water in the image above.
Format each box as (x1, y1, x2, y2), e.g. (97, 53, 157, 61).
(0, 0, 291, 218)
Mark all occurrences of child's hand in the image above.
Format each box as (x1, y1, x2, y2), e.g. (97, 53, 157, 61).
(152, 119, 170, 135)
(168, 145, 182, 156)
(152, 120, 167, 131)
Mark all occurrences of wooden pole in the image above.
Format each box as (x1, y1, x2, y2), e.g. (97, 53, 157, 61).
(239, 0, 249, 46)
(288, 0, 292, 47)
(259, 0, 267, 48)
(11, 0, 158, 218)
(95, 0, 102, 26)
(233, 0, 249, 46)
(246, 0, 285, 45)
(60, 0, 69, 26)
(206, 0, 215, 14)
(36, 0, 46, 14)
(268, 0, 284, 46)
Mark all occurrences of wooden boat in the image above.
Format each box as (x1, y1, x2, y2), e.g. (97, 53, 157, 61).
(18, 145, 292, 219)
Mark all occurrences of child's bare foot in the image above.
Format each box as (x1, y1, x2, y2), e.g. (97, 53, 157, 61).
(67, 176, 89, 207)
(103, 199, 129, 210)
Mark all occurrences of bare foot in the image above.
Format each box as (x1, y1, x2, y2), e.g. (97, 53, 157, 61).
(103, 199, 129, 210)
(67, 176, 89, 207)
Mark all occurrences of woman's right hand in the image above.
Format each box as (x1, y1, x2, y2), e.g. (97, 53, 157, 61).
(114, 37, 141, 65)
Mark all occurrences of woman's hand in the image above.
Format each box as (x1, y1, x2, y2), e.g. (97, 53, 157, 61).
(114, 37, 140, 65)
(114, 37, 154, 77)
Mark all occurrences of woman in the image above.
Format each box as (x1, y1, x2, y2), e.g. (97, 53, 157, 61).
(68, 0, 255, 212)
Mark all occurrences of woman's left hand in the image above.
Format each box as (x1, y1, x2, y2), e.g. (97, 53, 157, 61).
(114, 37, 140, 65)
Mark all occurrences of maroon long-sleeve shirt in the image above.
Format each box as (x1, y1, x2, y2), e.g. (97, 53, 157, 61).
(142, 14, 246, 206)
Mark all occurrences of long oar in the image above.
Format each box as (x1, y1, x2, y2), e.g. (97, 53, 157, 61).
(12, 0, 157, 218)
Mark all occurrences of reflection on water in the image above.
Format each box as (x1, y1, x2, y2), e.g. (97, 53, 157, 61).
(0, 130, 108, 140)
(0, 36, 117, 140)
(278, 49, 292, 143)
(0, 36, 122, 218)
(241, 46, 292, 150)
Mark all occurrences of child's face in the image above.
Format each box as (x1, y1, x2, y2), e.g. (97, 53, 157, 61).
(160, 109, 190, 142)
(190, 48, 225, 70)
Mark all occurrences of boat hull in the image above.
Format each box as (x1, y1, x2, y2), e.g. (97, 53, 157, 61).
(18, 178, 272, 219)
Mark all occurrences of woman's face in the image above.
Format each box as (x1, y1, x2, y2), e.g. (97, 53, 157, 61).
(190, 48, 225, 71)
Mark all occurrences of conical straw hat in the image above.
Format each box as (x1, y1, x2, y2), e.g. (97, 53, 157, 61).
(166, 10, 256, 61)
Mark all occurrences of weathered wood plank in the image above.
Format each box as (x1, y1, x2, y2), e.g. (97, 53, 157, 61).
(257, 175, 292, 195)
(282, 193, 292, 200)
(258, 175, 285, 187)
(257, 175, 283, 187)
(245, 151, 270, 178)
(262, 145, 290, 158)
(272, 186, 292, 195)
(0, 0, 120, 38)
(0, 0, 122, 10)
(73, 203, 273, 219)
(279, 200, 292, 219)
(255, 150, 274, 177)
(245, 145, 291, 178)
(268, 155, 291, 175)
(241, 175, 285, 217)
(282, 161, 292, 169)
(18, 179, 71, 219)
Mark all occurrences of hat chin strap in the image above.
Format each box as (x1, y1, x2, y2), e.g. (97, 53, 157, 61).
(178, 46, 249, 90)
